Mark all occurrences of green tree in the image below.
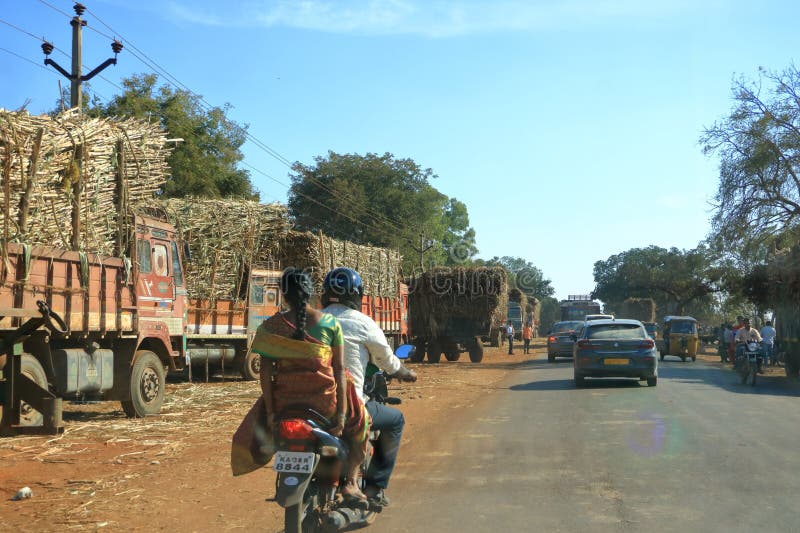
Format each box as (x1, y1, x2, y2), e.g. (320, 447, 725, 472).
(592, 246, 726, 316)
(80, 73, 257, 199)
(538, 296, 561, 335)
(701, 66, 800, 255)
(477, 256, 555, 301)
(287, 151, 477, 272)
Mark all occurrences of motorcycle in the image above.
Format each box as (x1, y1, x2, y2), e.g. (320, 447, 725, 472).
(736, 340, 763, 386)
(273, 346, 411, 533)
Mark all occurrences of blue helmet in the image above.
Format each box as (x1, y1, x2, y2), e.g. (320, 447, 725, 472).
(322, 267, 364, 310)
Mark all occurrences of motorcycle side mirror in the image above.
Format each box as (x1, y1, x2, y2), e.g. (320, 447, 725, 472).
(394, 344, 414, 360)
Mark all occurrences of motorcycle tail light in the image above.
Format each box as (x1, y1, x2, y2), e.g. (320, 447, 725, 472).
(639, 339, 655, 349)
(279, 419, 314, 440)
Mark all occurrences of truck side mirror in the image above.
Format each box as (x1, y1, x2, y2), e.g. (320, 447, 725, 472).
(183, 242, 192, 262)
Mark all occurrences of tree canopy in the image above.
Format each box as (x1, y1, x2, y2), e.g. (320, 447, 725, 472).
(287, 151, 477, 272)
(476, 256, 555, 301)
(701, 66, 800, 254)
(69, 73, 257, 199)
(592, 246, 726, 316)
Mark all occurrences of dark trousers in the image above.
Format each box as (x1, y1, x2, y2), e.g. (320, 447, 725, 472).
(508, 336, 514, 354)
(365, 400, 405, 489)
(523, 339, 531, 354)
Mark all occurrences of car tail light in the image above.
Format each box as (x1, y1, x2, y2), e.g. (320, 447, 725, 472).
(576, 339, 593, 350)
(279, 419, 314, 440)
(638, 339, 655, 349)
(548, 336, 557, 343)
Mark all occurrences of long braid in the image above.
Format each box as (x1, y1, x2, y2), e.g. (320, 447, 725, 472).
(293, 291, 310, 340)
(281, 268, 314, 341)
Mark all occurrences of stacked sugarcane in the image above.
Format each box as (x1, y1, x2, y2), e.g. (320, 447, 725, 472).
(620, 298, 656, 323)
(141, 198, 291, 301)
(0, 108, 170, 255)
(408, 266, 508, 339)
(270, 230, 402, 298)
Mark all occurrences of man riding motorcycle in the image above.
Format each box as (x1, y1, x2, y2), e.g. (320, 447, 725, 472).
(734, 317, 763, 371)
(322, 267, 417, 508)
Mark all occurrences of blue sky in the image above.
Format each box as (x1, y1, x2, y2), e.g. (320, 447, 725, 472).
(2, 0, 799, 299)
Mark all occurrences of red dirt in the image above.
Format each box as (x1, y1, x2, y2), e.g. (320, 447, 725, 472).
(0, 344, 531, 532)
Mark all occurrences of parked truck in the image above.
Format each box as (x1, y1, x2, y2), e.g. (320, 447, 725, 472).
(408, 267, 508, 363)
(0, 111, 408, 434)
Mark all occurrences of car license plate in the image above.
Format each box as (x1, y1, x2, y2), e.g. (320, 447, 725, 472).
(604, 358, 629, 365)
(272, 451, 315, 474)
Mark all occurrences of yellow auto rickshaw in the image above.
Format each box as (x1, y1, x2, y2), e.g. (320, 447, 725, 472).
(659, 316, 699, 362)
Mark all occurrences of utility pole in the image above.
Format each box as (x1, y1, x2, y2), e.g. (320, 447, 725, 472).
(41, 3, 123, 109)
(410, 231, 433, 271)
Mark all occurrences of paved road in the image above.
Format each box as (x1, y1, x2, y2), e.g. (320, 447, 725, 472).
(381, 356, 800, 532)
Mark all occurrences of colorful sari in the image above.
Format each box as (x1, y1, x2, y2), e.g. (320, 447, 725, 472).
(251, 313, 369, 442)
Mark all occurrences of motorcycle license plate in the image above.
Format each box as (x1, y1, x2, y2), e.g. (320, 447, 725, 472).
(273, 451, 315, 474)
(604, 358, 629, 365)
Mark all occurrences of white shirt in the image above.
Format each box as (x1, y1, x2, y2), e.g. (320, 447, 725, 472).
(323, 304, 403, 402)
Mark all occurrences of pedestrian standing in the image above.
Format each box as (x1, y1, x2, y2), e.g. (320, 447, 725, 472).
(506, 321, 515, 355)
(761, 320, 777, 366)
(522, 322, 533, 354)
(722, 324, 733, 363)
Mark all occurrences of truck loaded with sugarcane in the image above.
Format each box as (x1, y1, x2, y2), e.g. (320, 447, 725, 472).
(0, 110, 407, 434)
(407, 266, 508, 363)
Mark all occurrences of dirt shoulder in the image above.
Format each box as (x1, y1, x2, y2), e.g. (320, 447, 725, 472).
(0, 344, 536, 532)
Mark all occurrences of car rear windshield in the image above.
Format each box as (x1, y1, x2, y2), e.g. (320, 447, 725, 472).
(587, 324, 646, 340)
(552, 321, 583, 333)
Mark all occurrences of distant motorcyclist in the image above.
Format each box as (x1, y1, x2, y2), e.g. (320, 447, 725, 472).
(322, 267, 417, 508)
(734, 318, 762, 370)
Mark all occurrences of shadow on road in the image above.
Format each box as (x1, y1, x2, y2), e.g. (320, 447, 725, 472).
(510, 377, 645, 392)
(659, 362, 800, 397)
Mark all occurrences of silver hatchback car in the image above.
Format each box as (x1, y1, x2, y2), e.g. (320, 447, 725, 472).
(572, 319, 658, 387)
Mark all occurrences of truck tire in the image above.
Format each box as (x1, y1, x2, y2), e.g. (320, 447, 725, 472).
(468, 339, 484, 363)
(121, 351, 166, 418)
(240, 351, 261, 381)
(410, 341, 426, 363)
(19, 353, 48, 427)
(427, 339, 443, 364)
(444, 350, 461, 362)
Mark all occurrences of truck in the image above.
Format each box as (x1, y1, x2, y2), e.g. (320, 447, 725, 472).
(560, 295, 602, 322)
(0, 111, 408, 434)
(408, 267, 508, 363)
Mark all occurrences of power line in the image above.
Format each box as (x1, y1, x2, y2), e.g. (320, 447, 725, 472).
(25, 2, 427, 246)
(81, 5, 417, 240)
(0, 46, 53, 72)
(34, 0, 73, 19)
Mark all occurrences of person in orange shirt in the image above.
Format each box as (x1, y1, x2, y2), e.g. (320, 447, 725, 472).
(522, 322, 533, 354)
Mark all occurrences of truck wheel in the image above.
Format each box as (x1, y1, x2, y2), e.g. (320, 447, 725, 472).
(410, 341, 426, 363)
(427, 340, 442, 364)
(240, 351, 260, 381)
(121, 351, 166, 418)
(19, 353, 48, 427)
(444, 349, 461, 362)
(468, 339, 484, 363)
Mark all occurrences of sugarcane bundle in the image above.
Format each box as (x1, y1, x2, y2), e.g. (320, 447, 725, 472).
(620, 298, 656, 323)
(408, 266, 508, 339)
(140, 197, 290, 300)
(270, 230, 402, 299)
(0, 108, 170, 255)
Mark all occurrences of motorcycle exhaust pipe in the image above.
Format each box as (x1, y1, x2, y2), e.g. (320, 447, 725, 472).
(324, 507, 366, 530)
